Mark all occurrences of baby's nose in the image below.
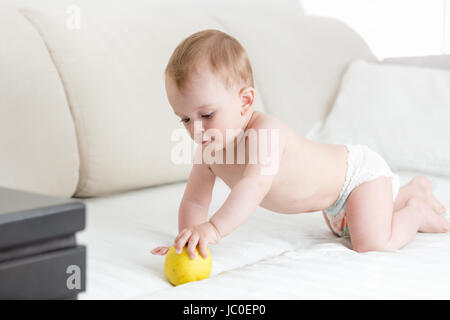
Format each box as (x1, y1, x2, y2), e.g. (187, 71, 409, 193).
(191, 120, 204, 142)
(193, 120, 204, 130)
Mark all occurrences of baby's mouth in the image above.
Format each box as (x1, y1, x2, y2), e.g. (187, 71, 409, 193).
(202, 137, 214, 144)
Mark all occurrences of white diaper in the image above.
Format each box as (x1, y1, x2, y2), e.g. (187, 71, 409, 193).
(323, 144, 400, 237)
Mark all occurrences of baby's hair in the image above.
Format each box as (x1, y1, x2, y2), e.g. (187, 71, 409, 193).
(165, 29, 254, 93)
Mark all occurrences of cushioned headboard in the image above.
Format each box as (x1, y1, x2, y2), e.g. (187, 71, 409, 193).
(215, 13, 377, 134)
(0, 8, 79, 198)
(18, 6, 376, 197)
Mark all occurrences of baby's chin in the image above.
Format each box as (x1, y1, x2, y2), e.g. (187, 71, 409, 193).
(197, 139, 231, 152)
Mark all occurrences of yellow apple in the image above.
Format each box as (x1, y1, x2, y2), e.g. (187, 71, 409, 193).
(164, 245, 212, 286)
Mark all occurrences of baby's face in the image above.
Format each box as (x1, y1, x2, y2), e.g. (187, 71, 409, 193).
(166, 62, 253, 150)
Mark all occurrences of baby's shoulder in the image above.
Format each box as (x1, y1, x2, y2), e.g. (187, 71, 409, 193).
(247, 111, 297, 152)
(248, 111, 295, 143)
(248, 110, 285, 130)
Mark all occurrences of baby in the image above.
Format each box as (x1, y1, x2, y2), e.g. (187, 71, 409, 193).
(151, 29, 448, 260)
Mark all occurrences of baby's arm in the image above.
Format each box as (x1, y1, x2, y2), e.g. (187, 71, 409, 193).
(210, 158, 279, 238)
(151, 147, 216, 256)
(178, 156, 216, 232)
(210, 118, 286, 238)
(209, 168, 274, 238)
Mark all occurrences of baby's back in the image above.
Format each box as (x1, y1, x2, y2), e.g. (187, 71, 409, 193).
(210, 111, 348, 214)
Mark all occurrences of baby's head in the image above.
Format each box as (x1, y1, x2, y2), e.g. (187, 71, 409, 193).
(165, 29, 255, 150)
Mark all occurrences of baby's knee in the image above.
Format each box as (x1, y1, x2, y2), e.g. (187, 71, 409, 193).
(351, 236, 389, 253)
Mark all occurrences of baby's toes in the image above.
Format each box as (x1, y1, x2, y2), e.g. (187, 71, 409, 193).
(417, 202, 448, 233)
(427, 195, 446, 215)
(432, 215, 449, 233)
(441, 218, 450, 232)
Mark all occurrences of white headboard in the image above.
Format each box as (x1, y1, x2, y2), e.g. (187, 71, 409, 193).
(383, 55, 450, 71)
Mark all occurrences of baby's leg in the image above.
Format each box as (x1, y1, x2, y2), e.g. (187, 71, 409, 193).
(393, 176, 446, 214)
(346, 177, 450, 253)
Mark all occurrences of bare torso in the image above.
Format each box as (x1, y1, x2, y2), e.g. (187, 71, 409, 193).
(208, 111, 348, 214)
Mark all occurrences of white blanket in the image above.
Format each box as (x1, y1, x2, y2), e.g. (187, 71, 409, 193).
(78, 171, 450, 299)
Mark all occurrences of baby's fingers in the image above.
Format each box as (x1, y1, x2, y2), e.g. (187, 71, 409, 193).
(175, 229, 192, 253)
(198, 238, 208, 259)
(174, 228, 187, 243)
(187, 233, 200, 259)
(159, 247, 169, 255)
(150, 246, 163, 254)
(151, 246, 169, 255)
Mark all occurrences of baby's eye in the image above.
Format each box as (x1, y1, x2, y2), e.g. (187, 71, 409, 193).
(180, 117, 190, 123)
(201, 113, 213, 119)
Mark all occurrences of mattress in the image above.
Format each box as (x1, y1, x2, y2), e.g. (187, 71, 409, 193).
(77, 171, 450, 299)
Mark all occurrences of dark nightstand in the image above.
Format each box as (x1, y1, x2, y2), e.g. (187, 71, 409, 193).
(0, 187, 86, 299)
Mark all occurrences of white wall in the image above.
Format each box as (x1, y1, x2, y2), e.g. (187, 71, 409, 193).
(302, 0, 448, 59)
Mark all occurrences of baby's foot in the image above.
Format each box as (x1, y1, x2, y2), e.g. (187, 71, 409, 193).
(411, 176, 446, 214)
(407, 198, 450, 233)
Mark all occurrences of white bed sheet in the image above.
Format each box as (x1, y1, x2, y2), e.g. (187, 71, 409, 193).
(78, 171, 450, 299)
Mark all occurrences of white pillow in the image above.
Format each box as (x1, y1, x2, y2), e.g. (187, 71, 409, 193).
(315, 60, 450, 178)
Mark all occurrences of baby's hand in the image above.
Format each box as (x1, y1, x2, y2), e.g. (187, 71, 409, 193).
(174, 222, 221, 259)
(150, 246, 169, 256)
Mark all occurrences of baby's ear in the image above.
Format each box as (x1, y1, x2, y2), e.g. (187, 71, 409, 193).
(240, 87, 255, 115)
